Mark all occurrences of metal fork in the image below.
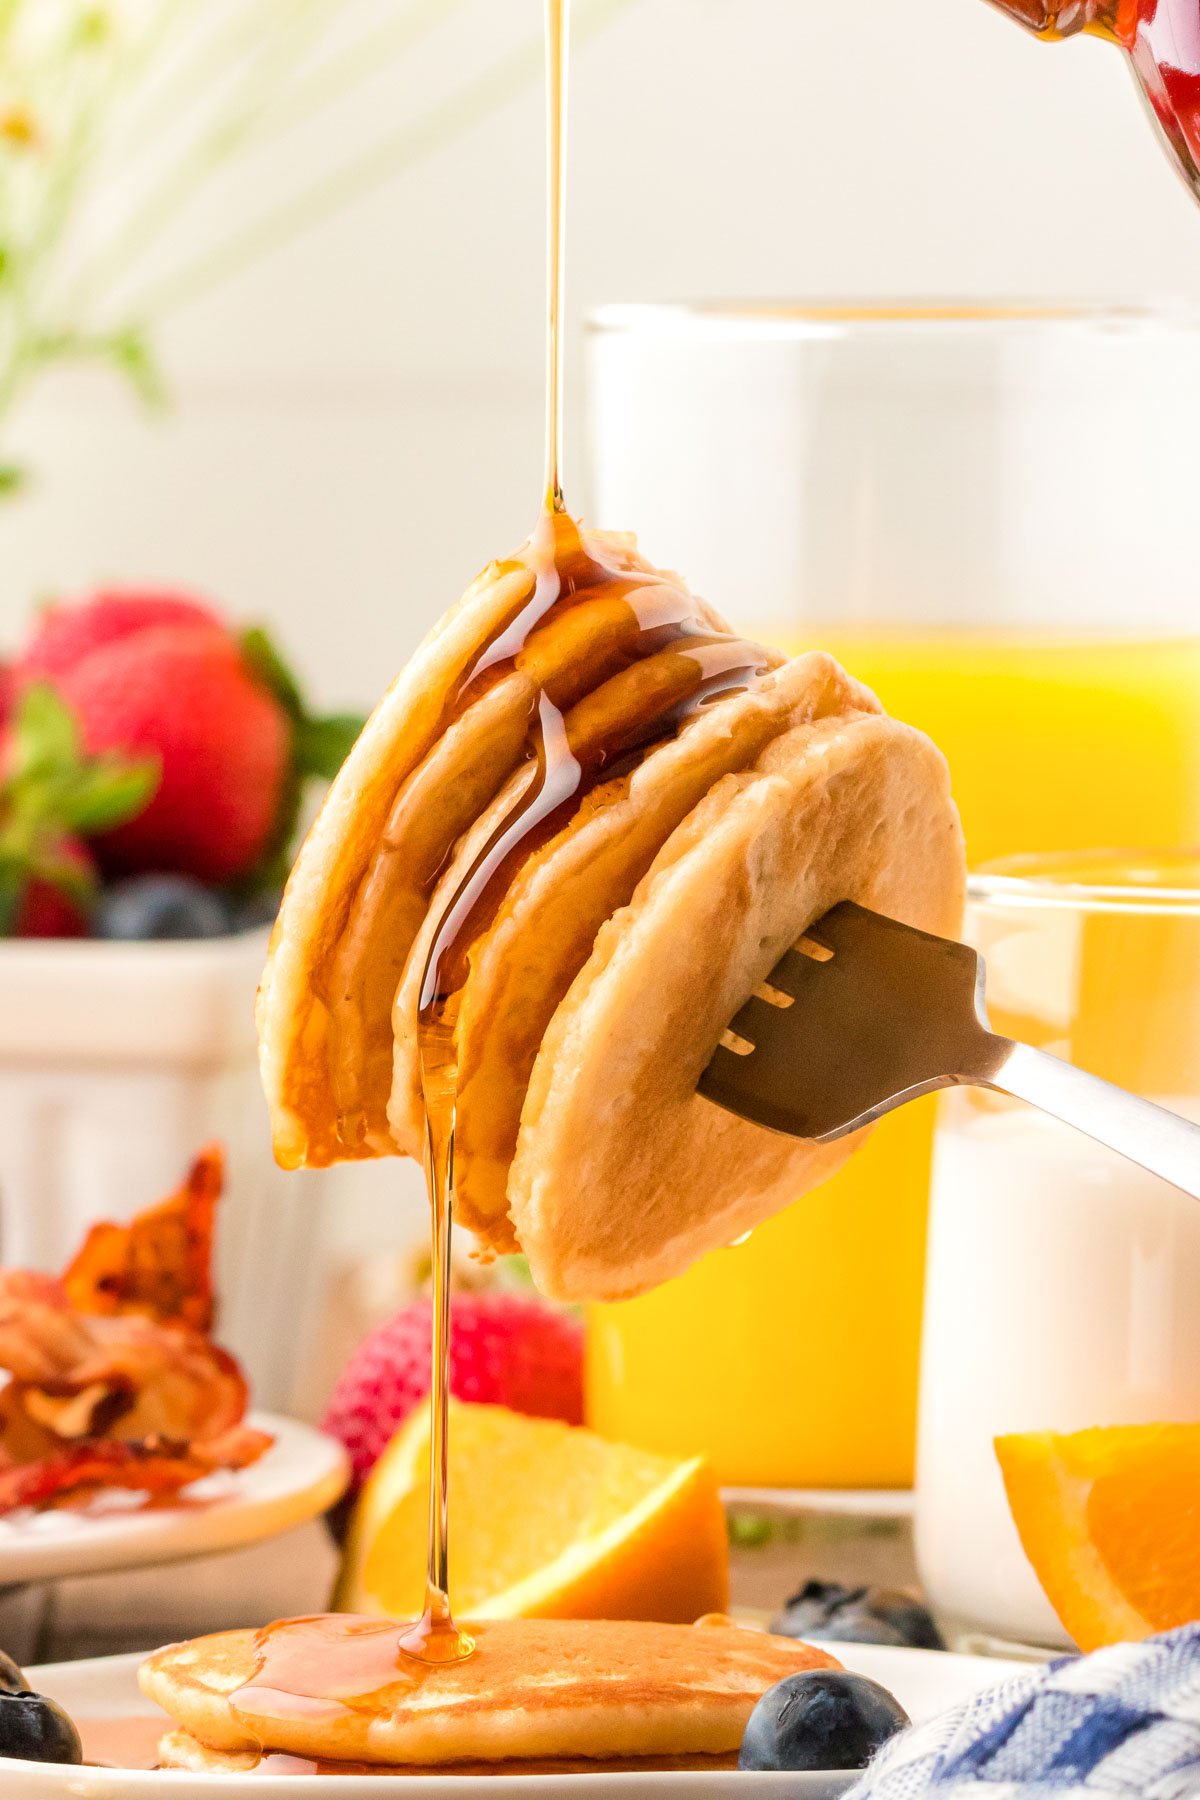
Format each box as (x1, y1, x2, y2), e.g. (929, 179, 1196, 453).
(699, 901, 1200, 1202)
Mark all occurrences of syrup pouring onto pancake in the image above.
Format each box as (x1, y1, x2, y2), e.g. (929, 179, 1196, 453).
(408, 0, 771, 1666)
(239, 0, 774, 1701)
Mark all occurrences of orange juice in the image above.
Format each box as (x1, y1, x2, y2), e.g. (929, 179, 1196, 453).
(586, 631, 1200, 1487)
(807, 631, 1200, 865)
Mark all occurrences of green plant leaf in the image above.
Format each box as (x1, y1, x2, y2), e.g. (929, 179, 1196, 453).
(240, 625, 304, 720)
(0, 863, 21, 937)
(235, 625, 365, 892)
(293, 712, 363, 781)
(61, 756, 160, 832)
(11, 684, 80, 782)
(105, 329, 168, 408)
(29, 842, 94, 905)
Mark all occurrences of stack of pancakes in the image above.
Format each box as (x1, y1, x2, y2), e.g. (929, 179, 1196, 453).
(258, 527, 964, 1301)
(140, 1616, 841, 1775)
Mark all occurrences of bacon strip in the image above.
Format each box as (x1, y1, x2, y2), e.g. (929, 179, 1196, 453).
(62, 1145, 223, 1332)
(0, 1426, 273, 1513)
(0, 1147, 275, 1514)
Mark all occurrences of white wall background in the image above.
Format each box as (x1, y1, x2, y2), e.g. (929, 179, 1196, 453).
(4, 0, 1200, 712)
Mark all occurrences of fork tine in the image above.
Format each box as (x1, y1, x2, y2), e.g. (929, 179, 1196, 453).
(699, 902, 989, 1141)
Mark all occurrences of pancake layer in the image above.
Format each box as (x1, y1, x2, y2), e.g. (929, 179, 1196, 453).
(158, 1729, 740, 1774)
(259, 530, 705, 1168)
(139, 1615, 838, 1768)
(388, 651, 874, 1249)
(258, 524, 964, 1301)
(511, 708, 964, 1300)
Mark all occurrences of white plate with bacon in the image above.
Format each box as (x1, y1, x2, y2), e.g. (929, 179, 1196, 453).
(0, 1410, 346, 1585)
(0, 1146, 347, 1584)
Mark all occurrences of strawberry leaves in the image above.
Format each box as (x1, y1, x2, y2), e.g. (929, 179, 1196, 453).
(0, 685, 158, 935)
(238, 626, 365, 892)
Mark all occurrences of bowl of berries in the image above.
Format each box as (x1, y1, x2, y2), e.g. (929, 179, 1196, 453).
(0, 589, 363, 1408)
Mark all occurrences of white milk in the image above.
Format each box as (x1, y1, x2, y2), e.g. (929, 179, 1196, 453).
(915, 1094, 1200, 1648)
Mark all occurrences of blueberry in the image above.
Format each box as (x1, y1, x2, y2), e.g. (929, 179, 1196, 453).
(772, 1580, 944, 1652)
(95, 875, 232, 942)
(0, 1691, 83, 1764)
(229, 888, 283, 932)
(0, 1654, 25, 1697)
(808, 1611, 910, 1648)
(739, 1669, 909, 1772)
(862, 1590, 945, 1653)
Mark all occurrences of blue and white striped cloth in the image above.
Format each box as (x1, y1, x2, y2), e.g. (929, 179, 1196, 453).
(846, 1625, 1200, 1799)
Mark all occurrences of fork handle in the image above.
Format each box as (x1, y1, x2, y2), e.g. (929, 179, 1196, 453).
(986, 1039, 1200, 1202)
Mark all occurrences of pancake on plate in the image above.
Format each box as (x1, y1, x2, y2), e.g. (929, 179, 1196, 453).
(258, 522, 964, 1300)
(140, 1614, 840, 1772)
(157, 1731, 741, 1774)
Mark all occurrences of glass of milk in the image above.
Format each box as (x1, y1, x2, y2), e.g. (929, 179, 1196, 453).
(915, 852, 1200, 1649)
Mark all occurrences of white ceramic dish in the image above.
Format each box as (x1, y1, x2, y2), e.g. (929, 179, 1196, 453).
(0, 1414, 347, 1585)
(0, 931, 331, 1412)
(722, 1489, 914, 1521)
(5, 1641, 1030, 1797)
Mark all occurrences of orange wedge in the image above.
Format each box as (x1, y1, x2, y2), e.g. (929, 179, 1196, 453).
(996, 1423, 1200, 1651)
(336, 1400, 729, 1623)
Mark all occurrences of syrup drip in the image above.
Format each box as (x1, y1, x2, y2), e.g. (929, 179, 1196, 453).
(80, 1716, 167, 1770)
(405, 0, 768, 1672)
(232, 1615, 423, 1734)
(402, 0, 576, 1668)
(243, 0, 771, 1723)
(544, 0, 568, 514)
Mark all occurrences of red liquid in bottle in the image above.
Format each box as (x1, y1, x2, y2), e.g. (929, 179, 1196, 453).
(987, 0, 1200, 197)
(1123, 0, 1200, 192)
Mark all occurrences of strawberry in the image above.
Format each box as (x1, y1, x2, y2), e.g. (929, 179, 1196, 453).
(18, 591, 222, 684)
(13, 592, 364, 889)
(0, 687, 154, 938)
(54, 626, 291, 884)
(322, 1292, 584, 1492)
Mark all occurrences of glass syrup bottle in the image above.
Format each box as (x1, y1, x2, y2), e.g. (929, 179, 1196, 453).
(985, 0, 1199, 197)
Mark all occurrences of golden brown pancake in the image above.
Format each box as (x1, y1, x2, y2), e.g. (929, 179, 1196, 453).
(139, 1615, 839, 1769)
(258, 531, 716, 1169)
(157, 1729, 740, 1774)
(387, 651, 876, 1248)
(258, 525, 964, 1301)
(510, 708, 964, 1300)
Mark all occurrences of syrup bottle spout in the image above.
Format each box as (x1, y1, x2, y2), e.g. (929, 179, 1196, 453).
(985, 0, 1113, 36)
(982, 0, 1200, 202)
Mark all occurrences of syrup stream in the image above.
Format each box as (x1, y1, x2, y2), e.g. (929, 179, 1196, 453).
(544, 0, 568, 515)
(403, 0, 573, 1671)
(239, 0, 768, 1714)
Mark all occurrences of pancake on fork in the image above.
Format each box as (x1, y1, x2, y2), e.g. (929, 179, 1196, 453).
(387, 650, 875, 1240)
(511, 706, 962, 1300)
(258, 525, 964, 1301)
(140, 1615, 841, 1773)
(258, 530, 747, 1170)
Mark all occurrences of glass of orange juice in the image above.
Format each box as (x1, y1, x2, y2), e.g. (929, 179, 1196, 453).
(583, 303, 1200, 1488)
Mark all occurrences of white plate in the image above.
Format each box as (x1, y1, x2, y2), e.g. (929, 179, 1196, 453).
(0, 1415, 347, 1585)
(722, 1489, 914, 1521)
(4, 1640, 1031, 1797)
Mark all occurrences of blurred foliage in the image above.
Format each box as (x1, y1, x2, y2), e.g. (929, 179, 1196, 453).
(0, 0, 639, 486)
